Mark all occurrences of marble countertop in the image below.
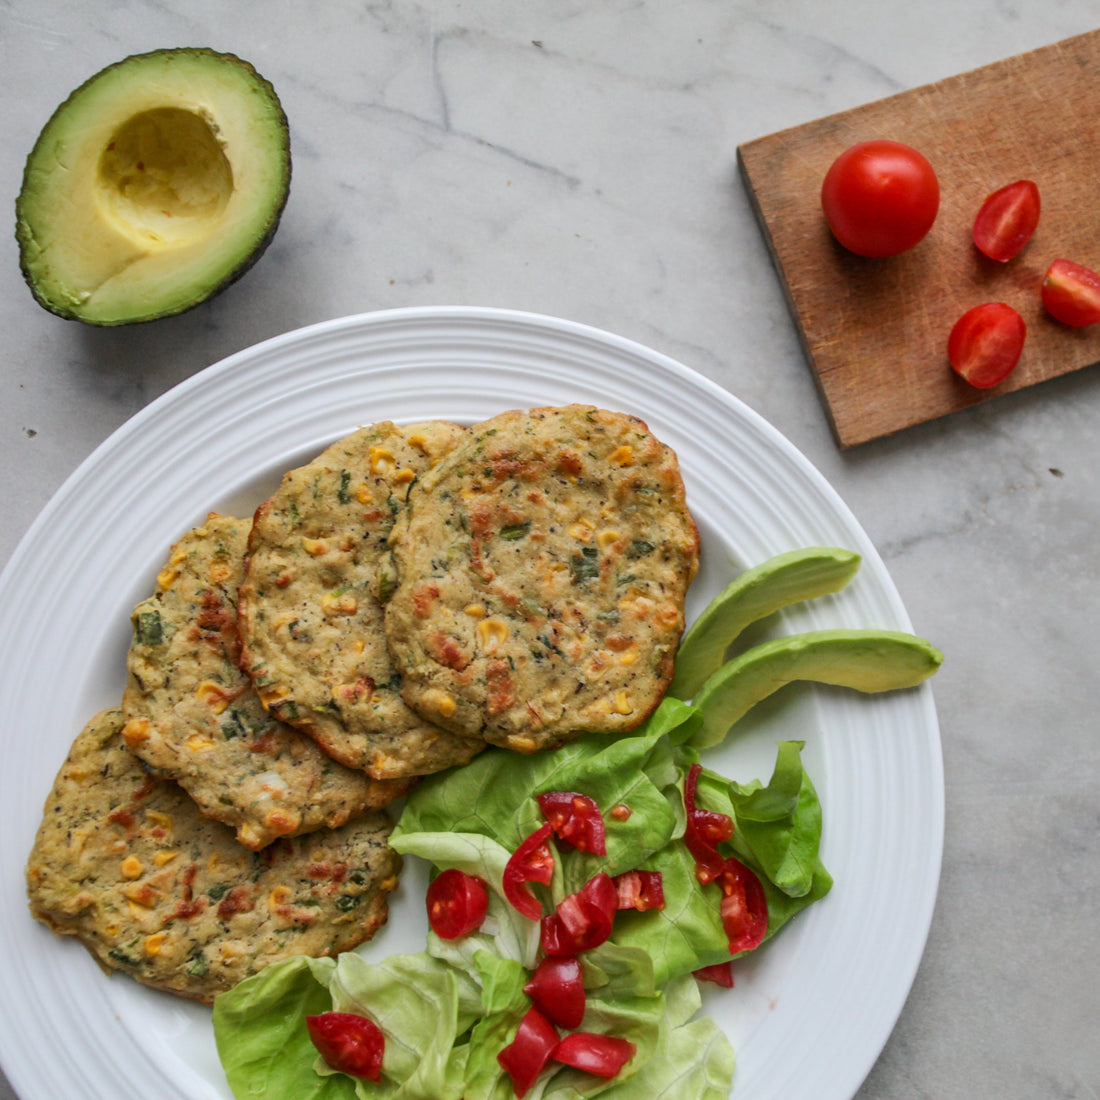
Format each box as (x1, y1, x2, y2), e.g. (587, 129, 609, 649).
(1, 2, 1097, 1097)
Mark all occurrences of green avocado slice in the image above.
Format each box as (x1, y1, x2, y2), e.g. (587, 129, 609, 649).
(15, 47, 291, 325)
(668, 547, 862, 701)
(690, 628, 943, 749)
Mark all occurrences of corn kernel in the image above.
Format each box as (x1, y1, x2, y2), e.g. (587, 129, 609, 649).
(156, 548, 188, 590)
(596, 529, 621, 549)
(321, 591, 359, 617)
(122, 718, 151, 746)
(196, 680, 230, 715)
(185, 733, 215, 753)
(302, 537, 329, 556)
(568, 521, 594, 541)
(356, 484, 374, 504)
(464, 603, 486, 619)
(154, 851, 179, 867)
(612, 690, 633, 715)
(421, 689, 458, 718)
(609, 445, 634, 466)
(477, 618, 509, 655)
(393, 467, 416, 484)
(208, 562, 232, 584)
(369, 447, 396, 475)
(120, 856, 144, 879)
(269, 885, 293, 908)
(407, 433, 428, 451)
(616, 644, 640, 666)
(144, 932, 168, 957)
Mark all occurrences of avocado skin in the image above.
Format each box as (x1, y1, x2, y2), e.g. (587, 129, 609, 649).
(691, 628, 944, 749)
(669, 546, 862, 701)
(15, 47, 291, 326)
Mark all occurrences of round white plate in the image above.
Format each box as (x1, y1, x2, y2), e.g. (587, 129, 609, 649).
(0, 307, 942, 1100)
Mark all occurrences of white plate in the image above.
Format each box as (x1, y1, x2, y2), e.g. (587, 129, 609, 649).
(0, 307, 942, 1100)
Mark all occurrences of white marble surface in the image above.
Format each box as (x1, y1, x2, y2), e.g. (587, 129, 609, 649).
(2, 2, 1098, 1097)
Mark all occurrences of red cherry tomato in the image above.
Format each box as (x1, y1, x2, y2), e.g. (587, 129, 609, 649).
(693, 962, 735, 988)
(503, 823, 555, 920)
(972, 179, 1040, 262)
(540, 872, 618, 956)
(551, 1032, 636, 1079)
(718, 860, 769, 955)
(683, 764, 734, 884)
(1041, 258, 1100, 327)
(497, 1006, 559, 1098)
(947, 302, 1026, 388)
(611, 869, 665, 912)
(536, 791, 607, 855)
(426, 868, 489, 940)
(523, 955, 586, 1030)
(821, 140, 940, 258)
(306, 1012, 384, 1082)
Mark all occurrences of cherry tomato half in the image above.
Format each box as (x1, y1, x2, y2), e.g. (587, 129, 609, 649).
(503, 823, 555, 920)
(536, 791, 607, 855)
(426, 868, 489, 940)
(551, 1032, 636, 1079)
(540, 872, 618, 956)
(947, 302, 1026, 389)
(1041, 258, 1100, 327)
(497, 1006, 559, 1098)
(972, 179, 1040, 262)
(683, 763, 734, 884)
(524, 955, 586, 1030)
(821, 140, 940, 258)
(306, 1012, 384, 1082)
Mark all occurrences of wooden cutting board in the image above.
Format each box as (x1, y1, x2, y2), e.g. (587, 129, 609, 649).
(737, 29, 1100, 448)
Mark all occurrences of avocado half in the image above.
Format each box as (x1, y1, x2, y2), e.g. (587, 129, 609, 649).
(15, 48, 291, 325)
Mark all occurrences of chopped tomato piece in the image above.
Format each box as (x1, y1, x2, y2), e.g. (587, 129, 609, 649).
(947, 302, 1026, 388)
(426, 868, 489, 940)
(1042, 258, 1100, 327)
(551, 1032, 636, 1078)
(611, 870, 665, 912)
(503, 823, 555, 920)
(683, 764, 734, 883)
(693, 962, 735, 988)
(540, 872, 618, 956)
(306, 1012, 384, 1082)
(523, 955, 586, 1030)
(536, 791, 607, 855)
(719, 860, 769, 955)
(498, 1006, 559, 1098)
(972, 179, 1040, 262)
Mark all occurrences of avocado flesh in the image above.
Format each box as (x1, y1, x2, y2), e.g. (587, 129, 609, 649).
(669, 546, 863, 701)
(15, 48, 290, 325)
(691, 628, 944, 749)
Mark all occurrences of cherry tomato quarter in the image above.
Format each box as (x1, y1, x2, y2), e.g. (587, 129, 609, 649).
(693, 962, 735, 988)
(524, 955, 586, 1029)
(497, 1006, 559, 1098)
(718, 860, 769, 955)
(536, 791, 607, 855)
(821, 140, 940, 258)
(947, 302, 1026, 388)
(1041, 259, 1100, 327)
(503, 823, 555, 920)
(306, 1012, 385, 1082)
(551, 1033, 637, 1079)
(972, 179, 1040, 262)
(540, 872, 618, 956)
(426, 868, 489, 940)
(612, 869, 665, 912)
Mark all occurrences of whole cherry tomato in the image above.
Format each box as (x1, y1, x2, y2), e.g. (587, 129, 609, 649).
(972, 179, 1040, 262)
(551, 1032, 636, 1078)
(497, 1006, 559, 1098)
(306, 1012, 384, 1081)
(523, 955, 586, 1030)
(947, 302, 1026, 388)
(536, 791, 607, 855)
(426, 868, 489, 940)
(1041, 259, 1100, 327)
(821, 140, 940, 257)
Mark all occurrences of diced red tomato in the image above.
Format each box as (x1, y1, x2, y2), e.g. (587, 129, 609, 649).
(683, 764, 734, 884)
(523, 955, 586, 1030)
(947, 302, 1026, 388)
(536, 791, 607, 855)
(551, 1032, 636, 1078)
(503, 823, 555, 920)
(306, 1012, 384, 1082)
(425, 868, 489, 940)
(611, 870, 665, 912)
(540, 872, 618, 956)
(1042, 258, 1100, 327)
(497, 1006, 559, 1098)
(718, 860, 769, 955)
(972, 179, 1040, 262)
(693, 962, 735, 988)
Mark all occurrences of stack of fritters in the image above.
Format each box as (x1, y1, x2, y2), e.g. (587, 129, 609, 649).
(26, 405, 699, 1003)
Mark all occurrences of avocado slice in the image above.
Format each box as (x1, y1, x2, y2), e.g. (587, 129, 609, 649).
(15, 48, 291, 325)
(690, 628, 943, 749)
(668, 547, 862, 701)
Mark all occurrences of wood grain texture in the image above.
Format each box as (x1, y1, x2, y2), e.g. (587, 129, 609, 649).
(737, 29, 1100, 448)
